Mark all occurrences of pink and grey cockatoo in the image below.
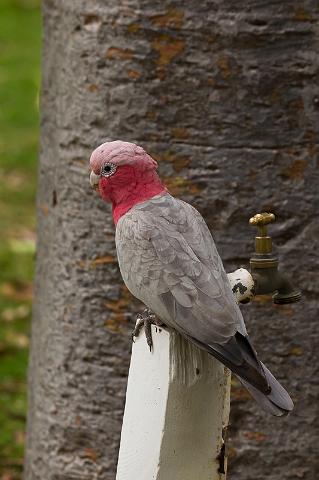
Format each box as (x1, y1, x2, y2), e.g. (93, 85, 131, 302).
(89, 140, 293, 417)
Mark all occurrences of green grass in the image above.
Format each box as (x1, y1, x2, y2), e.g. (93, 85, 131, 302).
(0, 0, 41, 477)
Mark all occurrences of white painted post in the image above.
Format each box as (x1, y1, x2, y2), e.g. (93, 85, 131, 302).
(116, 269, 254, 480)
(116, 326, 230, 480)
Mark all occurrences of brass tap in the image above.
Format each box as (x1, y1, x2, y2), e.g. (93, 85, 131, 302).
(249, 212, 301, 304)
(249, 212, 275, 255)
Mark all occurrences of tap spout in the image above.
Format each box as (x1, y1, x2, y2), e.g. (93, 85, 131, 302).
(250, 255, 301, 304)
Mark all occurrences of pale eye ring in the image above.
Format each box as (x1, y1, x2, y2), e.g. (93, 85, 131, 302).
(101, 162, 117, 177)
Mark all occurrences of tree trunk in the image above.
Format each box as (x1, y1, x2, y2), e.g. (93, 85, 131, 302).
(25, 1, 319, 479)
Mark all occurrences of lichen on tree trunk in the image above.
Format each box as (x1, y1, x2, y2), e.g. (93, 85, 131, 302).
(25, 1, 319, 479)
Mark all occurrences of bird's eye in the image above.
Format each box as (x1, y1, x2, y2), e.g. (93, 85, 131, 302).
(101, 162, 117, 177)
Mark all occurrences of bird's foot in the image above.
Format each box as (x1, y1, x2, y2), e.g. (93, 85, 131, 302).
(132, 308, 164, 351)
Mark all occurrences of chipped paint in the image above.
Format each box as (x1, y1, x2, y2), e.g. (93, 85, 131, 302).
(219, 425, 229, 475)
(228, 269, 254, 303)
(217, 436, 226, 474)
(232, 282, 248, 295)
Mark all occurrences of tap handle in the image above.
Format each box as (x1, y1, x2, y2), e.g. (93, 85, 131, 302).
(249, 212, 275, 254)
(249, 212, 275, 228)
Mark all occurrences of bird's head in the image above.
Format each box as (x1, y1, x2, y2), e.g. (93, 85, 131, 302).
(89, 140, 166, 223)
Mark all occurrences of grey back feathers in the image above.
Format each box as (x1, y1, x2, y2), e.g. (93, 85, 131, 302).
(116, 193, 241, 344)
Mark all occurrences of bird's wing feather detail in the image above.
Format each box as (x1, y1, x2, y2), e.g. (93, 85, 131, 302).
(116, 194, 242, 344)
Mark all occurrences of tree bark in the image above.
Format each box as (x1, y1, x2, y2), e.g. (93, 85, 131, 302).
(25, 1, 319, 479)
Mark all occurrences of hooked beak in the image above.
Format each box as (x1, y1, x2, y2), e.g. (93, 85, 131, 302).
(90, 170, 100, 189)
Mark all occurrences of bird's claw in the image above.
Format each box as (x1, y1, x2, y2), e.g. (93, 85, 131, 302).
(131, 308, 162, 351)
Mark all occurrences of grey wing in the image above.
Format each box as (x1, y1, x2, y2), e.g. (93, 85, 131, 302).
(116, 194, 241, 345)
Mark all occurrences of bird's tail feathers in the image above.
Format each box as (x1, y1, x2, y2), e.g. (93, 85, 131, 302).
(238, 362, 294, 417)
(187, 333, 294, 416)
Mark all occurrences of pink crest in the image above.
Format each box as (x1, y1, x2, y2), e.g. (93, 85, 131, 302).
(90, 140, 158, 174)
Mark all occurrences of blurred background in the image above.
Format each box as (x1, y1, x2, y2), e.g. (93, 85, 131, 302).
(1, 1, 318, 479)
(0, 1, 40, 478)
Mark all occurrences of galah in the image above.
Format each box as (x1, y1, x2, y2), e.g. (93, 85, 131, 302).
(89, 140, 293, 417)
